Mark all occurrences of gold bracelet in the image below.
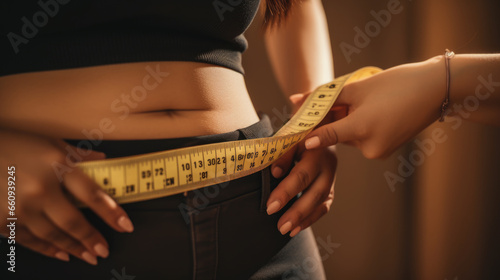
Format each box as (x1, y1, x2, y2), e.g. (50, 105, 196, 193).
(439, 49, 455, 122)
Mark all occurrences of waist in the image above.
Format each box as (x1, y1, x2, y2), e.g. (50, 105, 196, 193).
(0, 61, 259, 139)
(64, 113, 275, 210)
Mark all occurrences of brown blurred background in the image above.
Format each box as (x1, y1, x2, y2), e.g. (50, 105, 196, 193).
(244, 0, 500, 279)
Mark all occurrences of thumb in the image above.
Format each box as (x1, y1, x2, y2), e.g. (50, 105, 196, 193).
(304, 116, 356, 149)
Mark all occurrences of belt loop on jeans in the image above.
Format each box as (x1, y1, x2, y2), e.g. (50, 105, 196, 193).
(260, 167, 271, 212)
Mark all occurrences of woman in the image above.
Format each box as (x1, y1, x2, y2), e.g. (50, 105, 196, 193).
(0, 0, 336, 279)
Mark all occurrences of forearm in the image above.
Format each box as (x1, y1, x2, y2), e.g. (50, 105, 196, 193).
(425, 53, 500, 126)
(264, 0, 334, 96)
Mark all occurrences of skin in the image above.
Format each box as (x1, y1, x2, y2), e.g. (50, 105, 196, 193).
(265, 0, 336, 237)
(301, 54, 500, 157)
(0, 0, 336, 264)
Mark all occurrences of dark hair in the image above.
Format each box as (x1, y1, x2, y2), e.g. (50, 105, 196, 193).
(262, 0, 297, 28)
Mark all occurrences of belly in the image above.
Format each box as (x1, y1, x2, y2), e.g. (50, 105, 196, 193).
(0, 62, 259, 139)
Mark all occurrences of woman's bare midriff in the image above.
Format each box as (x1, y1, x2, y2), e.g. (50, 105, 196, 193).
(0, 61, 260, 140)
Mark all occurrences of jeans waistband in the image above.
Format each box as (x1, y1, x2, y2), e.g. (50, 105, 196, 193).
(63, 113, 275, 210)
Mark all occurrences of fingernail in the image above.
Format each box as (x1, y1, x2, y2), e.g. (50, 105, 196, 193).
(81, 251, 97, 265)
(94, 243, 109, 258)
(290, 227, 302, 237)
(102, 194, 118, 209)
(118, 216, 134, 232)
(289, 94, 304, 103)
(55, 251, 69, 262)
(305, 136, 320, 149)
(267, 201, 281, 215)
(272, 166, 283, 178)
(279, 221, 293, 235)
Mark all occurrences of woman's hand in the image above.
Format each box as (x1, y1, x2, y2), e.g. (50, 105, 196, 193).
(266, 141, 337, 237)
(0, 129, 134, 265)
(304, 58, 445, 158)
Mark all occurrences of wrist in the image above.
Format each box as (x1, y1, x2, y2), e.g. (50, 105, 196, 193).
(418, 54, 448, 122)
(423, 53, 491, 118)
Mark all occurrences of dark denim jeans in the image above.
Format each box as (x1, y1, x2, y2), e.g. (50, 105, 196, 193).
(5, 115, 325, 280)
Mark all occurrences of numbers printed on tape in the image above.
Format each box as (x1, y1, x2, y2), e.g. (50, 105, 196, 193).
(76, 67, 382, 205)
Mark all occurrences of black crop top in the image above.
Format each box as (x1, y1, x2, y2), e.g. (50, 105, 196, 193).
(0, 0, 261, 76)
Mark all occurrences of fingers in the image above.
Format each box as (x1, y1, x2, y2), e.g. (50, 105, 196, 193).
(62, 167, 134, 233)
(289, 201, 333, 238)
(328, 106, 348, 123)
(44, 191, 110, 259)
(0, 133, 119, 265)
(289, 186, 334, 237)
(270, 145, 297, 179)
(304, 116, 357, 150)
(277, 166, 334, 237)
(55, 140, 131, 234)
(299, 80, 363, 150)
(266, 150, 321, 216)
(16, 226, 70, 262)
(23, 211, 97, 265)
(334, 83, 354, 106)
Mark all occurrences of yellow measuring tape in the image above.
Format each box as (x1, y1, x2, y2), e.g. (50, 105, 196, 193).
(77, 67, 381, 204)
